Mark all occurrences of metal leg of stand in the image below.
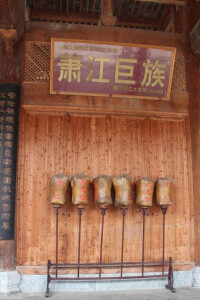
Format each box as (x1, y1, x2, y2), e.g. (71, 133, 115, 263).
(166, 257, 176, 293)
(142, 207, 148, 276)
(45, 259, 51, 297)
(120, 207, 128, 278)
(77, 207, 84, 278)
(46, 206, 61, 297)
(55, 207, 61, 278)
(99, 207, 107, 278)
(161, 207, 167, 275)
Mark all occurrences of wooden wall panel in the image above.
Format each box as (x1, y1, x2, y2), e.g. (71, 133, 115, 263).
(16, 109, 194, 272)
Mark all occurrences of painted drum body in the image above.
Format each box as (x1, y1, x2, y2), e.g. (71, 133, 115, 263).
(50, 174, 69, 206)
(113, 174, 132, 207)
(71, 174, 90, 206)
(93, 175, 112, 207)
(156, 178, 173, 207)
(136, 178, 155, 207)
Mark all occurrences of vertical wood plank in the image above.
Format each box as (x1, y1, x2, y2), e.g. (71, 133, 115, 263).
(16, 113, 194, 271)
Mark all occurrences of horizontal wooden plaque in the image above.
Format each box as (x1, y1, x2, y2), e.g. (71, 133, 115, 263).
(50, 39, 176, 101)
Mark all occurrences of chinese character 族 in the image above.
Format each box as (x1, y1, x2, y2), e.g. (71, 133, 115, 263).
(141, 59, 167, 88)
(58, 58, 83, 82)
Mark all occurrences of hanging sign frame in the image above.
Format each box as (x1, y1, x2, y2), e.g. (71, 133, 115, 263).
(50, 38, 176, 101)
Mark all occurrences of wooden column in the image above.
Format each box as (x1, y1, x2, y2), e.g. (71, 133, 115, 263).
(0, 0, 24, 277)
(100, 0, 117, 26)
(187, 1, 200, 269)
(0, 38, 22, 271)
(189, 55, 200, 265)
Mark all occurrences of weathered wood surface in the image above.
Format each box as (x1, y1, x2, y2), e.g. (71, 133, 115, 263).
(21, 84, 189, 118)
(0, 240, 16, 270)
(25, 22, 185, 48)
(189, 59, 200, 265)
(187, 1, 200, 266)
(16, 109, 194, 271)
(16, 261, 195, 275)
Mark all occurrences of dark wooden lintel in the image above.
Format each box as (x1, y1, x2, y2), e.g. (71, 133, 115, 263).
(115, 15, 161, 29)
(25, 21, 185, 49)
(31, 9, 100, 24)
(190, 19, 200, 55)
(0, 29, 17, 39)
(6, 0, 25, 37)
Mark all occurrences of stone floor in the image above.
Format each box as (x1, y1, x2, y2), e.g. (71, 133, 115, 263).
(1, 287, 200, 300)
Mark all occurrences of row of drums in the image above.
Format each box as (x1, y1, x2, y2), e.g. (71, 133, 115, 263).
(50, 174, 173, 208)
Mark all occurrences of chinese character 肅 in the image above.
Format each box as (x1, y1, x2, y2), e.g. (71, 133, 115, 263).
(58, 58, 83, 82)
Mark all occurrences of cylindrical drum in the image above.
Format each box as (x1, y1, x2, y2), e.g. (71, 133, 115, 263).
(50, 174, 69, 206)
(93, 175, 112, 207)
(136, 178, 155, 207)
(113, 174, 132, 207)
(71, 174, 90, 206)
(156, 178, 173, 207)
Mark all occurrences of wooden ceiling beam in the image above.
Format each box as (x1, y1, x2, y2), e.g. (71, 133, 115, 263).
(53, 0, 56, 10)
(159, 5, 171, 31)
(124, 0, 131, 15)
(73, 0, 76, 12)
(113, 0, 117, 13)
(6, 0, 25, 38)
(30, 8, 162, 30)
(136, 2, 143, 17)
(100, 0, 117, 26)
(80, 0, 83, 13)
(154, 4, 163, 18)
(25, 20, 185, 45)
(190, 19, 200, 55)
(165, 18, 172, 32)
(33, 0, 36, 9)
(66, 0, 69, 13)
(143, 2, 151, 17)
(0, 29, 17, 39)
(116, 15, 162, 30)
(134, 0, 185, 5)
(130, 1, 137, 17)
(92, 0, 96, 14)
(117, 0, 124, 17)
(86, 0, 90, 14)
(31, 9, 99, 23)
(148, 3, 156, 18)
